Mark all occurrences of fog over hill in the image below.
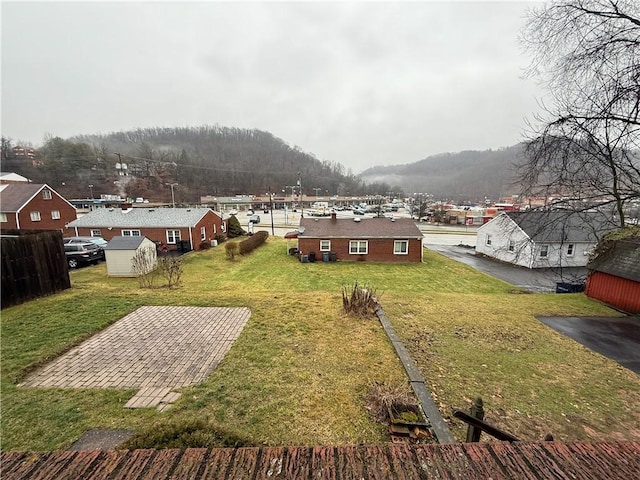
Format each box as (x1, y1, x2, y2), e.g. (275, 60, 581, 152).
(360, 145, 524, 202)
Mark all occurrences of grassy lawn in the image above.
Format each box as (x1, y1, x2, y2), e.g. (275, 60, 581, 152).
(2, 237, 639, 450)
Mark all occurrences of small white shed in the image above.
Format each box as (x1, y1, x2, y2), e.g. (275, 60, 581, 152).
(104, 236, 157, 277)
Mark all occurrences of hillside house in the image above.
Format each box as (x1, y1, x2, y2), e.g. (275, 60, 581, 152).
(296, 213, 423, 262)
(476, 211, 615, 268)
(0, 183, 77, 233)
(66, 206, 227, 251)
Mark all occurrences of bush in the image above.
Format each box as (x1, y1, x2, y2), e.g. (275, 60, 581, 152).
(227, 215, 245, 238)
(131, 247, 158, 288)
(199, 241, 211, 250)
(120, 417, 252, 449)
(342, 282, 379, 318)
(238, 231, 269, 255)
(215, 234, 226, 244)
(158, 256, 184, 288)
(225, 241, 240, 260)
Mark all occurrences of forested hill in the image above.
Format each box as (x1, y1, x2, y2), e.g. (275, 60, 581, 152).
(2, 126, 395, 203)
(71, 126, 377, 201)
(360, 145, 524, 202)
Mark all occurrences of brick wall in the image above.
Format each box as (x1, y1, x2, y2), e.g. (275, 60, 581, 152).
(298, 237, 422, 262)
(16, 190, 77, 232)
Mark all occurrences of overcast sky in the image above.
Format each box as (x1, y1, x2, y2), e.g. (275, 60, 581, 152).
(1, 1, 545, 173)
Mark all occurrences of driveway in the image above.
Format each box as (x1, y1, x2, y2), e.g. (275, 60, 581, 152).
(538, 316, 640, 374)
(426, 244, 587, 293)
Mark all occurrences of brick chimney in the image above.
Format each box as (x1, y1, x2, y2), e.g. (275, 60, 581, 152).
(331, 211, 337, 223)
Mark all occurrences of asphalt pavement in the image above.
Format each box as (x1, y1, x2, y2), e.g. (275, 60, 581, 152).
(538, 316, 640, 374)
(426, 244, 587, 293)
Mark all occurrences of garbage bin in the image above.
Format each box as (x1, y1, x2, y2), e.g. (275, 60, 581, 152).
(322, 252, 329, 262)
(329, 251, 337, 262)
(177, 240, 192, 253)
(309, 252, 316, 262)
(301, 254, 309, 263)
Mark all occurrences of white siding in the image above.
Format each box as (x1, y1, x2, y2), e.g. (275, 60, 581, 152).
(105, 238, 157, 277)
(476, 213, 596, 268)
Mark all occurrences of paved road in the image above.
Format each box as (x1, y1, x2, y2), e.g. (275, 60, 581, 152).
(538, 316, 640, 374)
(426, 244, 587, 293)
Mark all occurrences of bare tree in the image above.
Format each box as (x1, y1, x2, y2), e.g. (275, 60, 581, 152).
(519, 0, 640, 227)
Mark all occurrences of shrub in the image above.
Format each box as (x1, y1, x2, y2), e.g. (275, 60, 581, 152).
(227, 216, 245, 238)
(158, 256, 184, 288)
(199, 241, 211, 250)
(365, 382, 418, 424)
(238, 231, 269, 255)
(342, 282, 379, 318)
(225, 241, 239, 260)
(131, 247, 158, 288)
(120, 417, 252, 449)
(215, 234, 226, 244)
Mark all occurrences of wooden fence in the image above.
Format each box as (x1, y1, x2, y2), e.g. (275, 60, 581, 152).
(1, 229, 70, 309)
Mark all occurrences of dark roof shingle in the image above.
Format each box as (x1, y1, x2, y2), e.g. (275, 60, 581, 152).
(298, 217, 422, 239)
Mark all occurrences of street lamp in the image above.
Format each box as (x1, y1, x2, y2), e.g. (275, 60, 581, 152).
(165, 182, 178, 208)
(88, 184, 94, 199)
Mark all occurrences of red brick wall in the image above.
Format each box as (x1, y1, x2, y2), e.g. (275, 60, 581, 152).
(298, 237, 422, 262)
(14, 190, 77, 232)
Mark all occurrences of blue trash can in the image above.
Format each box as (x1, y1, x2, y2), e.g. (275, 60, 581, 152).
(322, 252, 329, 262)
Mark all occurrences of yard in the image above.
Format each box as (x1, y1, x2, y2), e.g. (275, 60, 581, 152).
(1, 238, 639, 450)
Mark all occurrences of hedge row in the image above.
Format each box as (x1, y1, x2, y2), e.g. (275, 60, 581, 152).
(239, 231, 269, 254)
(225, 231, 269, 259)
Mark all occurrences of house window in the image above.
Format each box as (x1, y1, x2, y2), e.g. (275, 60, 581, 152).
(394, 240, 409, 255)
(567, 244, 575, 256)
(51, 210, 61, 220)
(91, 229, 102, 237)
(320, 240, 331, 251)
(30, 211, 41, 221)
(166, 230, 181, 244)
(508, 240, 515, 252)
(539, 245, 549, 258)
(485, 234, 492, 246)
(42, 190, 52, 200)
(122, 229, 141, 237)
(349, 240, 368, 254)
(0, 213, 7, 223)
(213, 224, 217, 234)
(201, 226, 206, 241)
(221, 222, 226, 233)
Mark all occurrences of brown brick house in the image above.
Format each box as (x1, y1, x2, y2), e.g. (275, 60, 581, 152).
(0, 183, 77, 232)
(66, 206, 227, 251)
(296, 213, 423, 262)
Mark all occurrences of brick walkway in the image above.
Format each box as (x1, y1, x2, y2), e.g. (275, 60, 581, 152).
(19, 306, 251, 407)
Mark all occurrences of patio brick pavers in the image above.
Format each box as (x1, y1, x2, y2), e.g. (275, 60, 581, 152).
(19, 306, 251, 408)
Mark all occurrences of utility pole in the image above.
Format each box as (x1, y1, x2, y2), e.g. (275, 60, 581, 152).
(166, 183, 178, 208)
(268, 187, 275, 236)
(297, 172, 303, 217)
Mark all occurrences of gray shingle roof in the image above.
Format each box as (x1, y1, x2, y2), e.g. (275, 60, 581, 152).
(68, 207, 217, 228)
(589, 237, 640, 282)
(507, 211, 616, 243)
(104, 236, 150, 250)
(298, 216, 422, 238)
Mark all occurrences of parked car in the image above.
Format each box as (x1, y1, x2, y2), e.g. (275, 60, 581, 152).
(249, 214, 261, 224)
(247, 209, 255, 216)
(64, 243, 101, 268)
(64, 236, 107, 258)
(229, 209, 238, 215)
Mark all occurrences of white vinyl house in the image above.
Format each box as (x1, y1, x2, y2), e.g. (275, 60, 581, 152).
(475, 211, 615, 269)
(104, 236, 157, 277)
